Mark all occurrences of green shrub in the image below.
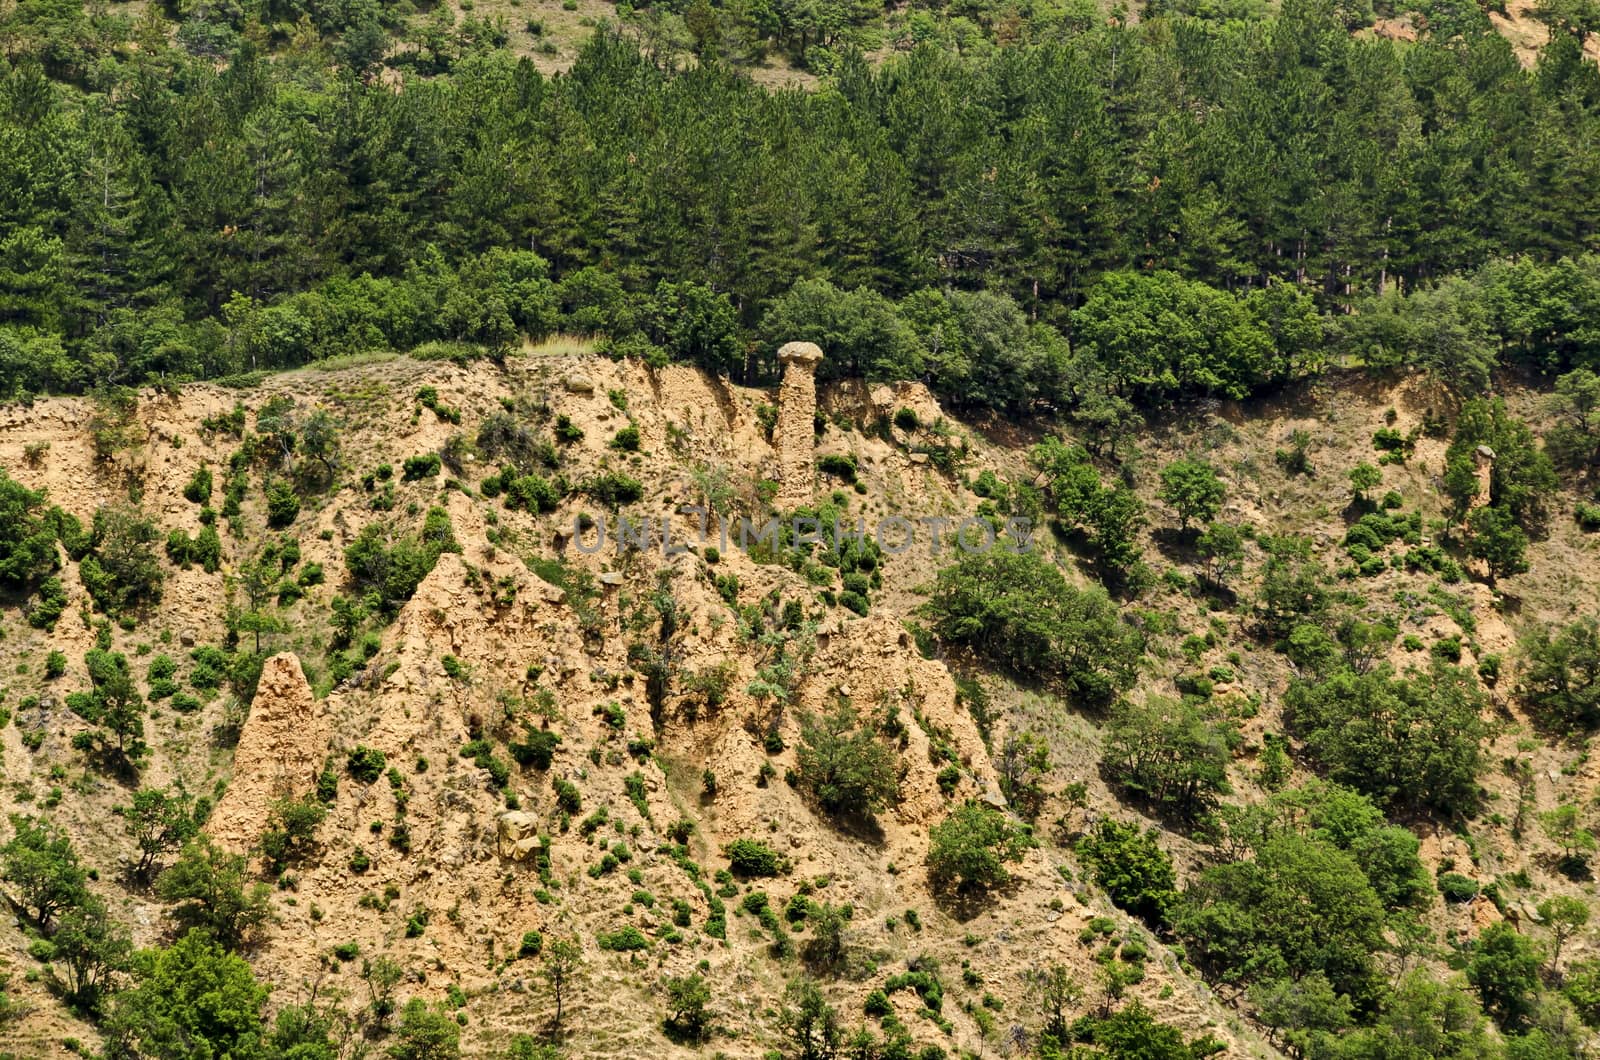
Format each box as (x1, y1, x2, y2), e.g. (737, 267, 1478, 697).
(80, 506, 164, 615)
(554, 415, 583, 443)
(167, 529, 194, 566)
(519, 930, 543, 957)
(864, 989, 892, 1016)
(1438, 873, 1479, 903)
(1372, 427, 1408, 452)
(584, 472, 643, 507)
(509, 729, 560, 769)
(1076, 819, 1178, 926)
(884, 969, 944, 1013)
(316, 766, 338, 804)
(793, 704, 899, 818)
(189, 647, 227, 690)
(724, 838, 789, 878)
(415, 387, 461, 423)
(265, 480, 300, 528)
(597, 925, 649, 951)
(504, 474, 560, 513)
(924, 549, 1140, 705)
(183, 467, 213, 504)
(624, 771, 649, 819)
(926, 801, 1035, 893)
(579, 808, 609, 838)
(343, 509, 459, 614)
(190, 526, 222, 573)
(27, 577, 66, 630)
(459, 738, 510, 789)
(347, 746, 386, 783)
(260, 795, 328, 871)
(818, 454, 858, 482)
(402, 454, 442, 480)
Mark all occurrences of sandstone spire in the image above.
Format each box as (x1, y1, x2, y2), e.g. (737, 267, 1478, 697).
(775, 341, 824, 511)
(207, 652, 330, 853)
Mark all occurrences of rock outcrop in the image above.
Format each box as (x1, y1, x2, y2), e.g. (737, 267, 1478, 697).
(497, 811, 543, 861)
(207, 652, 330, 852)
(775, 341, 824, 510)
(1471, 443, 1495, 511)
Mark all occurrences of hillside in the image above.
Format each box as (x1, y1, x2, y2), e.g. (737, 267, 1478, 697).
(0, 350, 1594, 1059)
(9, 0, 1600, 1049)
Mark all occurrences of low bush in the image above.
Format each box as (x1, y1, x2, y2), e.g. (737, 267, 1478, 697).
(403, 454, 442, 480)
(347, 746, 387, 783)
(724, 838, 789, 878)
(597, 925, 649, 951)
(1438, 873, 1479, 903)
(818, 454, 858, 482)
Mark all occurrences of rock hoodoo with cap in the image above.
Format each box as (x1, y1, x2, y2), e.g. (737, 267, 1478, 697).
(775, 341, 824, 511)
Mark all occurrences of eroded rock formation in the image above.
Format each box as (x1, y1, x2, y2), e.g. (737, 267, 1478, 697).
(207, 652, 330, 852)
(775, 341, 824, 510)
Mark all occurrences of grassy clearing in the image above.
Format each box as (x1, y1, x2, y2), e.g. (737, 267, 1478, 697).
(311, 351, 401, 372)
(522, 333, 599, 358)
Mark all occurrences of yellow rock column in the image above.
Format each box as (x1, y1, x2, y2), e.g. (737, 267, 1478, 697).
(775, 341, 824, 511)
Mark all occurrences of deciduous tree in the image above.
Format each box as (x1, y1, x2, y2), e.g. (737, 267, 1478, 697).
(0, 814, 86, 929)
(926, 801, 1035, 894)
(104, 932, 268, 1060)
(1158, 458, 1226, 531)
(794, 705, 898, 820)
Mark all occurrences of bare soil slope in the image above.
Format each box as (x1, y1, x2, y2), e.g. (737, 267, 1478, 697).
(0, 354, 1593, 1058)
